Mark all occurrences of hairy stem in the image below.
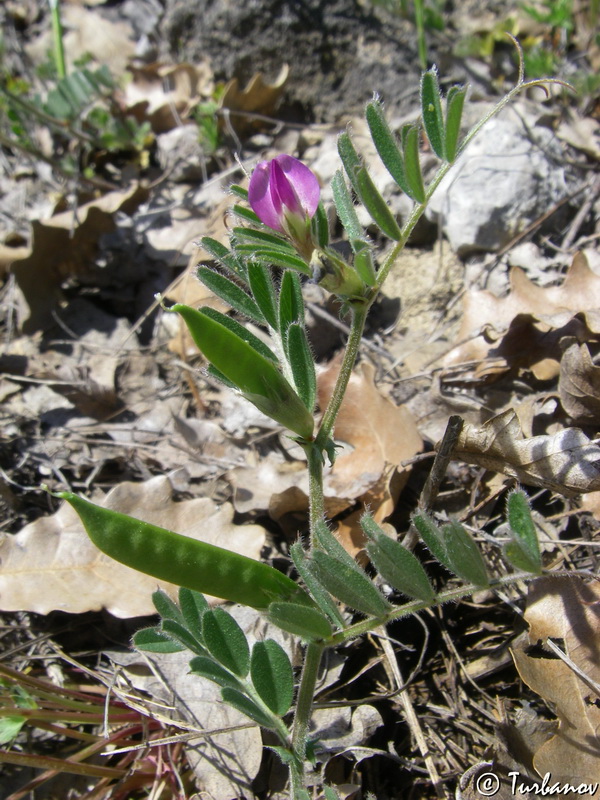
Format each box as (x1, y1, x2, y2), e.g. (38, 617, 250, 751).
(289, 641, 325, 796)
(306, 443, 324, 543)
(315, 302, 370, 449)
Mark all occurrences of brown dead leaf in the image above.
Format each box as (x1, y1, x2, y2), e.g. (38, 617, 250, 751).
(452, 409, 600, 496)
(124, 62, 213, 133)
(319, 359, 422, 500)
(511, 577, 600, 783)
(444, 252, 600, 380)
(559, 340, 600, 423)
(0, 475, 266, 617)
(317, 359, 422, 554)
(10, 183, 148, 332)
(219, 65, 289, 136)
(227, 360, 422, 555)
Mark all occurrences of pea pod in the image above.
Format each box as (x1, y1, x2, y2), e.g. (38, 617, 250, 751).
(172, 303, 314, 439)
(57, 492, 314, 611)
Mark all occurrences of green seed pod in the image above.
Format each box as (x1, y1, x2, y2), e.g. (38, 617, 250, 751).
(57, 492, 315, 611)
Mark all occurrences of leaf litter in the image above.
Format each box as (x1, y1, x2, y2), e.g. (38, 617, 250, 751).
(1, 3, 600, 796)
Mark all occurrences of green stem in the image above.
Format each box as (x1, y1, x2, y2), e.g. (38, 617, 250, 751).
(289, 641, 324, 796)
(414, 0, 427, 69)
(48, 0, 67, 80)
(306, 443, 324, 541)
(315, 302, 370, 449)
(326, 570, 540, 647)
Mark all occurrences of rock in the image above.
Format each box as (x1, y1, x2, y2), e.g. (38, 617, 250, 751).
(160, 0, 421, 123)
(426, 110, 571, 256)
(156, 124, 210, 182)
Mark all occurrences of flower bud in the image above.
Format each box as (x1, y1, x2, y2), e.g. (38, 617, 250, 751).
(248, 155, 320, 260)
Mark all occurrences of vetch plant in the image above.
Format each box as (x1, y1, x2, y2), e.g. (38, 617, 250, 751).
(51, 43, 576, 798)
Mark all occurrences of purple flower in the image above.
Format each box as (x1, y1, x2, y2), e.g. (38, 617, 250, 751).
(248, 155, 320, 259)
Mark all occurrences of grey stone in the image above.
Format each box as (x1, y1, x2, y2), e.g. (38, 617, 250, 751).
(426, 111, 570, 256)
(156, 124, 210, 182)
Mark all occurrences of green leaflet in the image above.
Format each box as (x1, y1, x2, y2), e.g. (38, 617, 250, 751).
(197, 267, 264, 323)
(232, 226, 297, 252)
(309, 550, 391, 618)
(202, 607, 250, 677)
(362, 516, 435, 603)
(251, 640, 294, 716)
(247, 262, 279, 330)
(413, 513, 489, 587)
(221, 688, 275, 730)
(267, 601, 334, 641)
(331, 170, 364, 241)
(189, 656, 244, 691)
(353, 164, 402, 240)
(311, 201, 330, 248)
(278, 270, 305, 346)
(365, 100, 412, 198)
(402, 124, 426, 204)
(504, 490, 542, 574)
(178, 587, 209, 641)
(201, 237, 247, 279)
(443, 520, 489, 587)
(285, 323, 316, 412)
(444, 85, 467, 163)
(232, 246, 312, 275)
(290, 543, 347, 628)
(151, 588, 184, 624)
(421, 68, 445, 159)
(133, 627, 185, 654)
(161, 618, 207, 656)
(172, 303, 314, 439)
(352, 241, 377, 287)
(337, 132, 362, 198)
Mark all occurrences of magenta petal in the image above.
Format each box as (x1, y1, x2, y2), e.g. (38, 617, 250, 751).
(274, 155, 320, 217)
(248, 161, 284, 232)
(270, 158, 303, 218)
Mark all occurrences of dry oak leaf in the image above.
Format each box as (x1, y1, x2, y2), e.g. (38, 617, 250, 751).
(228, 359, 422, 557)
(444, 251, 600, 379)
(559, 339, 600, 424)
(452, 409, 600, 496)
(124, 62, 213, 133)
(10, 183, 149, 332)
(318, 359, 422, 555)
(0, 475, 265, 618)
(511, 577, 600, 783)
(219, 65, 289, 136)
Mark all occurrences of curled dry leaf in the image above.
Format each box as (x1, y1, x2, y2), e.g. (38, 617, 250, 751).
(511, 577, 600, 783)
(124, 62, 214, 133)
(219, 65, 289, 136)
(559, 339, 600, 423)
(0, 475, 266, 617)
(451, 409, 600, 496)
(10, 184, 149, 332)
(444, 252, 600, 381)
